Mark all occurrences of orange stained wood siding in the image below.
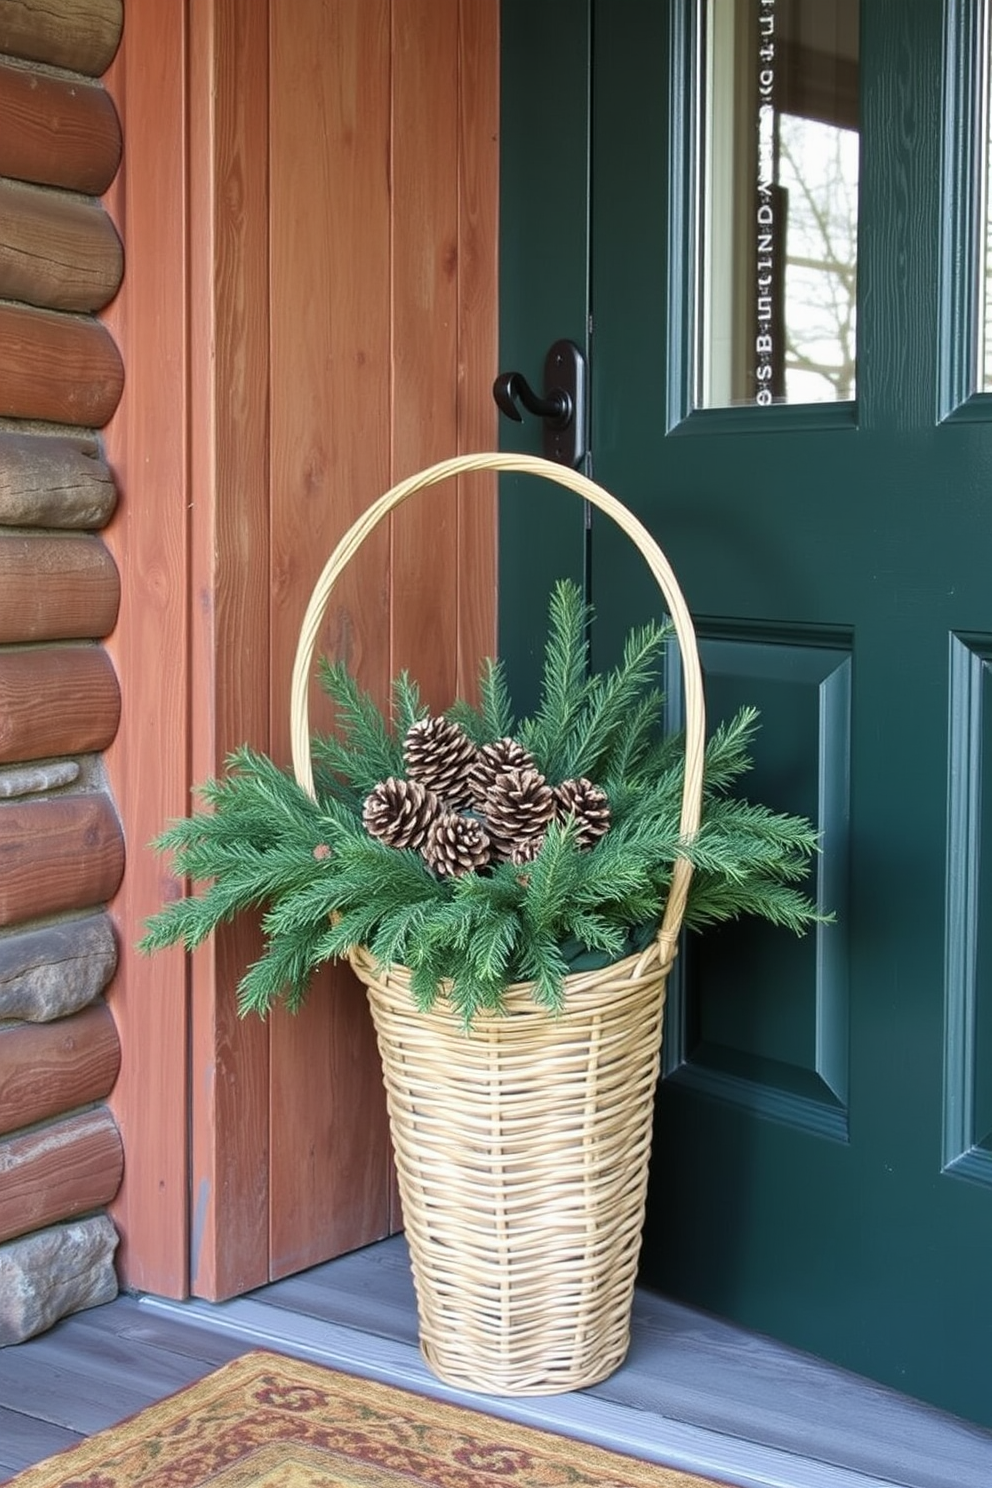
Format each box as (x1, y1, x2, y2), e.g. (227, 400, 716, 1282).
(266, 0, 499, 1286)
(186, 0, 271, 1301)
(0, 59, 122, 193)
(101, 0, 191, 1295)
(103, 0, 498, 1299)
(267, 0, 396, 1285)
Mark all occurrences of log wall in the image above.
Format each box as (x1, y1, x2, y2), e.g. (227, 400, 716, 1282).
(0, 0, 125, 1342)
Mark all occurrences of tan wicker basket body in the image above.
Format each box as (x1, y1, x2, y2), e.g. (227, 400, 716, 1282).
(290, 454, 705, 1396)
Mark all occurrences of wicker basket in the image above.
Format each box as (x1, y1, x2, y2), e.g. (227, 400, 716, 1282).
(289, 453, 705, 1396)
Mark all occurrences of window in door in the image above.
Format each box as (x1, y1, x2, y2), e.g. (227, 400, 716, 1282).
(699, 0, 860, 408)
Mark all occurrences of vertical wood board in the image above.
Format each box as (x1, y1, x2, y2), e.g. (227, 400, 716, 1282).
(267, 0, 394, 1281)
(100, 0, 191, 1297)
(92, 0, 498, 1297)
(389, 0, 461, 710)
(187, 0, 272, 1300)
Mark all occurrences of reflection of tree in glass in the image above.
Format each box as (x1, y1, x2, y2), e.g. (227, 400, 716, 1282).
(777, 115, 858, 402)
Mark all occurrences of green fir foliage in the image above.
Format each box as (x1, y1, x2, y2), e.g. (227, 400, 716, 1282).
(141, 580, 827, 1025)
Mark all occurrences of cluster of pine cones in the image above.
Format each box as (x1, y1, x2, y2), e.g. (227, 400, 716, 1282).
(362, 716, 610, 877)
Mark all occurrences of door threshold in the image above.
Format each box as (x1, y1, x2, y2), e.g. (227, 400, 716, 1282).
(137, 1239, 992, 1488)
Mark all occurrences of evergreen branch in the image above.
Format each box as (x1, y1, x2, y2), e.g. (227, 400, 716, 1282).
(596, 688, 668, 785)
(142, 580, 827, 1024)
(514, 929, 570, 1012)
(443, 698, 488, 743)
(444, 657, 516, 745)
(699, 706, 760, 793)
(561, 621, 671, 781)
(518, 819, 584, 937)
(316, 657, 404, 788)
(518, 580, 595, 777)
(559, 911, 628, 959)
(682, 875, 826, 934)
(140, 837, 324, 954)
(235, 920, 330, 1018)
(392, 671, 426, 739)
(478, 657, 516, 741)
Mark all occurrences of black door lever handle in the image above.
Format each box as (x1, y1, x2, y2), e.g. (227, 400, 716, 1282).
(492, 339, 587, 467)
(493, 371, 572, 428)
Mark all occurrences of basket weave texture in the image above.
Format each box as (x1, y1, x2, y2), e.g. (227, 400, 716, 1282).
(290, 453, 705, 1396)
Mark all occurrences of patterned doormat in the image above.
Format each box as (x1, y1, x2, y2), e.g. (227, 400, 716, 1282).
(10, 1349, 732, 1487)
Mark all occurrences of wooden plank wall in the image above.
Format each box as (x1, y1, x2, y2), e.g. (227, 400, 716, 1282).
(100, 1, 192, 1296)
(102, 0, 499, 1298)
(264, 0, 499, 1286)
(0, 0, 126, 1327)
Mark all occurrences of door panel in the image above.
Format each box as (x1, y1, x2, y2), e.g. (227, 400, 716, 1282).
(500, 0, 992, 1425)
(675, 632, 851, 1136)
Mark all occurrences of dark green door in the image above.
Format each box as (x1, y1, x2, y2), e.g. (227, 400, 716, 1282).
(500, 0, 992, 1426)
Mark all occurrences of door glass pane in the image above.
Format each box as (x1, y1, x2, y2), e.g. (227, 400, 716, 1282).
(698, 0, 860, 408)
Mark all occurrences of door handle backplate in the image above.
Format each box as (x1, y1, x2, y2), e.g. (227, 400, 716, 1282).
(493, 339, 587, 467)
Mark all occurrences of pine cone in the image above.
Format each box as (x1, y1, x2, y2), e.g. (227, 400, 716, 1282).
(363, 777, 441, 851)
(467, 736, 536, 809)
(509, 834, 544, 866)
(422, 810, 491, 877)
(483, 766, 556, 862)
(555, 777, 611, 849)
(403, 717, 477, 807)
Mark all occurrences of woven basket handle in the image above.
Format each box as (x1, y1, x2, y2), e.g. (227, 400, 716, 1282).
(290, 452, 705, 951)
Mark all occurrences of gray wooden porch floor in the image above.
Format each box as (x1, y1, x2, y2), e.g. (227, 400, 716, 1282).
(1, 1235, 990, 1488)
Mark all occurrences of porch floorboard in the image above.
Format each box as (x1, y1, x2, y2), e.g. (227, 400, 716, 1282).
(1, 1235, 989, 1488)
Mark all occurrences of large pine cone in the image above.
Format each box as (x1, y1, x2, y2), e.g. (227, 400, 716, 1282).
(422, 810, 491, 877)
(555, 777, 611, 849)
(363, 777, 441, 851)
(483, 766, 556, 862)
(467, 736, 536, 810)
(403, 716, 477, 807)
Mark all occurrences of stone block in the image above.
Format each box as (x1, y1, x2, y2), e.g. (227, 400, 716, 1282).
(0, 914, 117, 1021)
(0, 761, 80, 799)
(0, 1213, 118, 1345)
